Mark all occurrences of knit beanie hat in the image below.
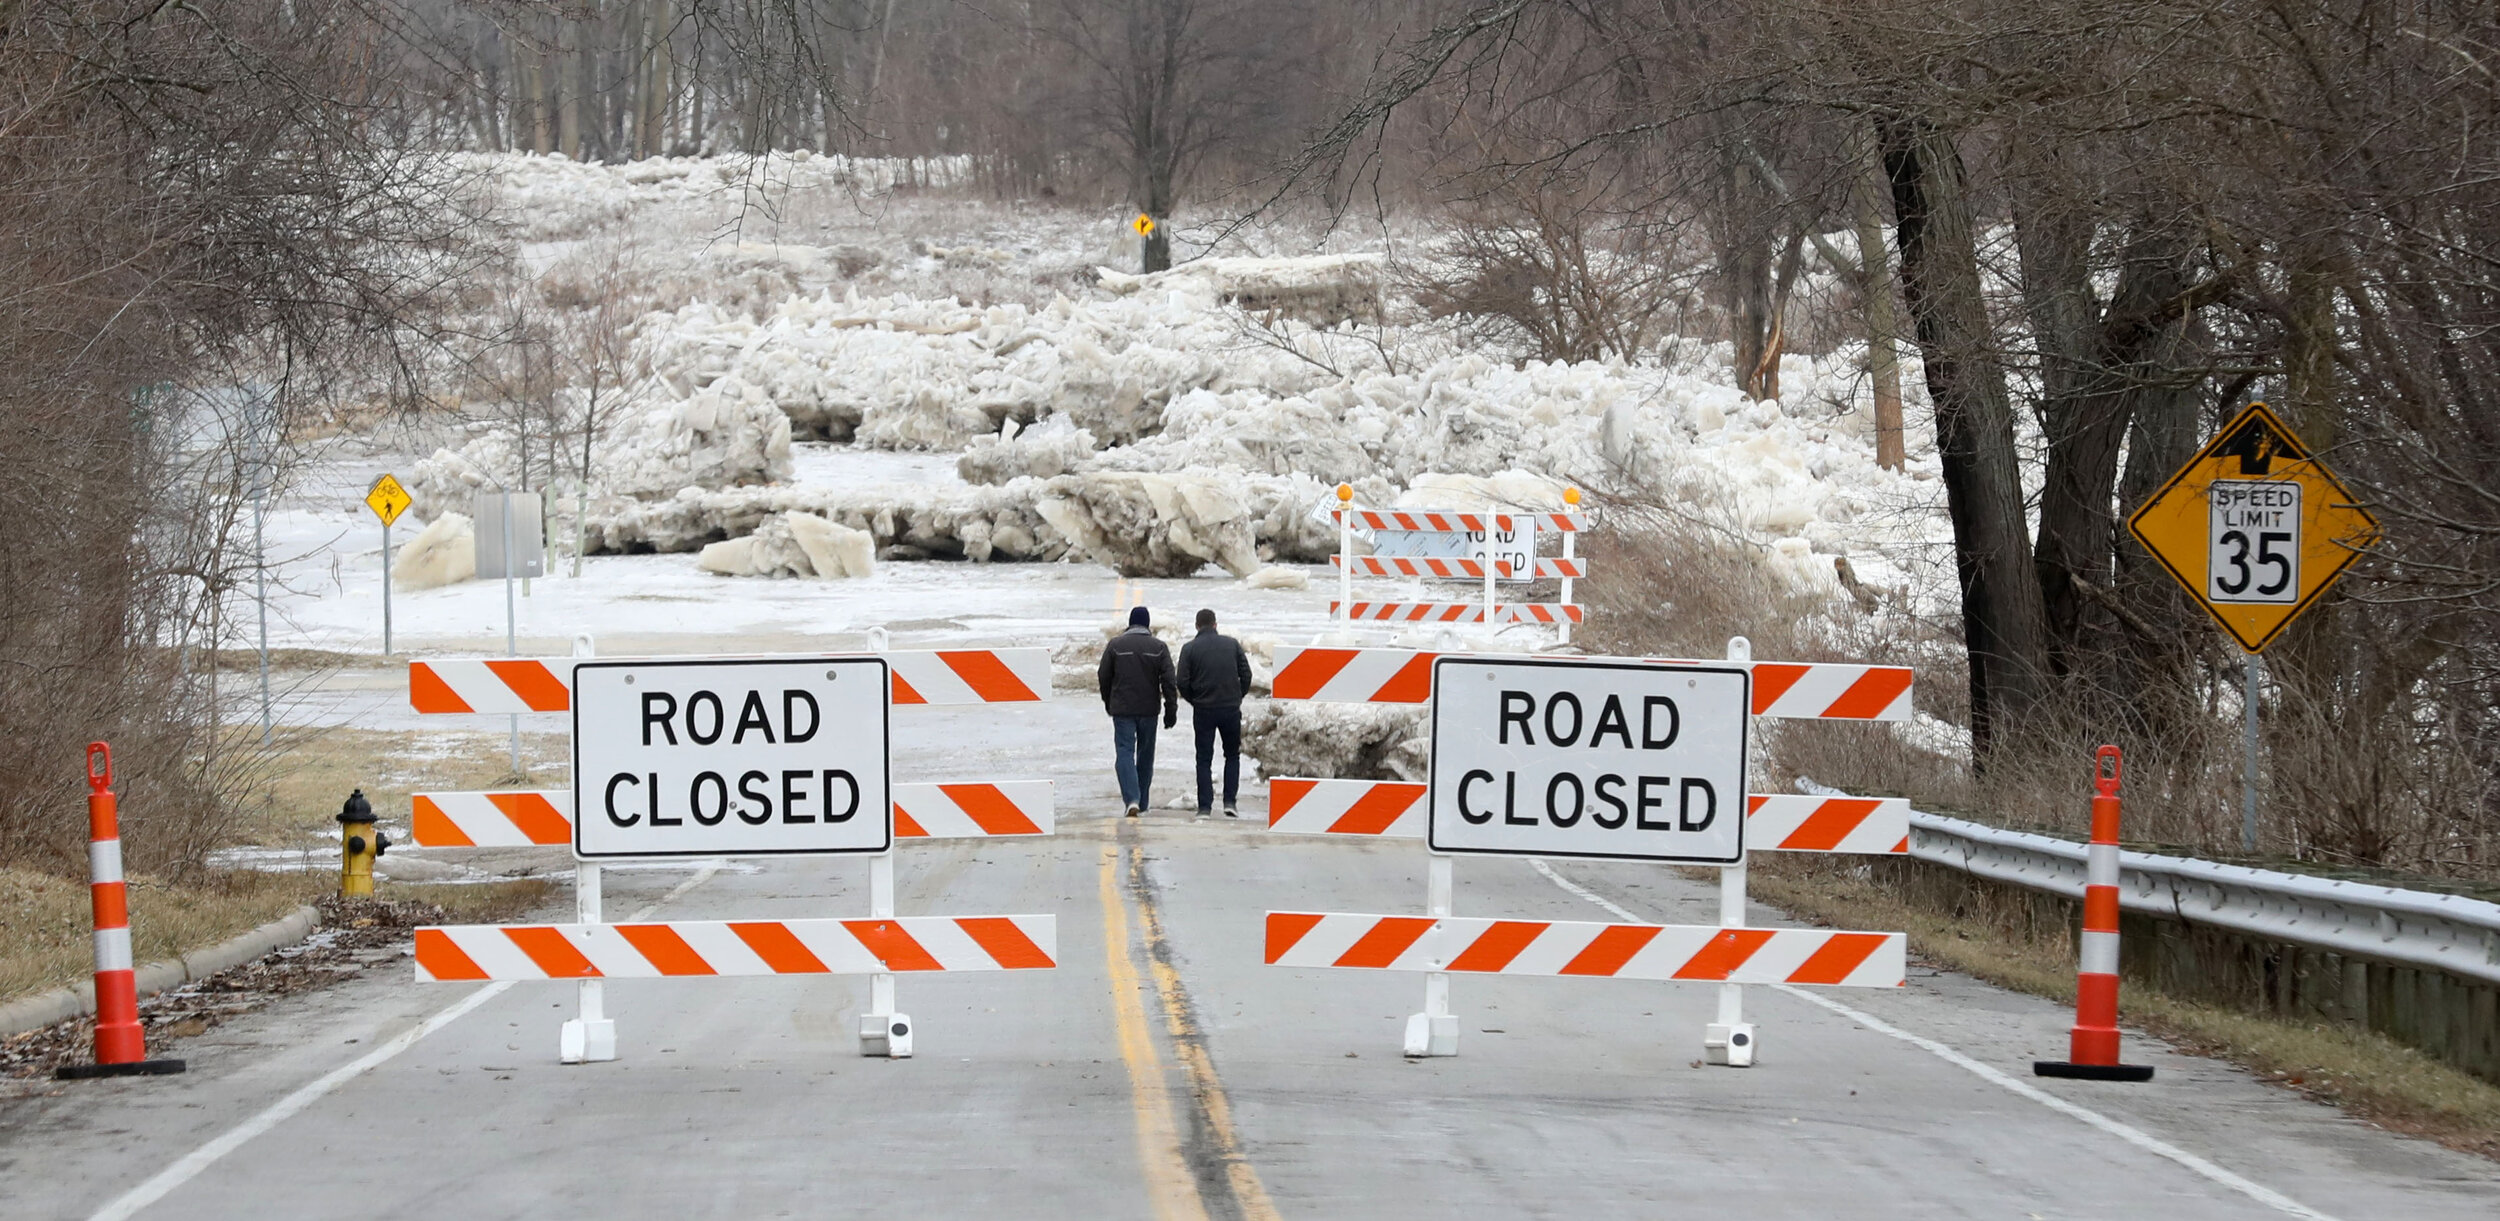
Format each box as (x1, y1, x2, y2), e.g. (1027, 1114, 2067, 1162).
(1128, 605, 1151, 628)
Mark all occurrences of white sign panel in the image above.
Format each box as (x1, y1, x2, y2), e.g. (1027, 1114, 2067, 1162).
(1428, 657, 1747, 863)
(572, 657, 890, 859)
(2207, 480, 2300, 604)
(1369, 519, 1537, 582)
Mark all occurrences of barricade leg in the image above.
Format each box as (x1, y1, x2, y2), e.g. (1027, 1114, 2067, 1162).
(1706, 632, 1759, 1067)
(1704, 857, 1756, 1067)
(859, 853, 912, 1057)
(559, 861, 616, 1064)
(1403, 856, 1459, 1057)
(1556, 503, 1578, 646)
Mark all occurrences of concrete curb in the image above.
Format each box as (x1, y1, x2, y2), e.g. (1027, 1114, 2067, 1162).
(0, 905, 322, 1040)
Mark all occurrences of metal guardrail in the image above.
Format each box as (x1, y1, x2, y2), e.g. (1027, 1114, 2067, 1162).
(1903, 810, 2500, 986)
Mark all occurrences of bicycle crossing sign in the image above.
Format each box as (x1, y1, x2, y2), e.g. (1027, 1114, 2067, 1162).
(2127, 402, 2379, 653)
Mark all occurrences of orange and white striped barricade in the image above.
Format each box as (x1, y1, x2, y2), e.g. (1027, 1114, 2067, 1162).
(404, 639, 1057, 1064)
(57, 744, 186, 1080)
(1328, 484, 1589, 642)
(416, 916, 1057, 980)
(407, 647, 1053, 714)
(1268, 645, 1914, 721)
(1266, 779, 1908, 855)
(413, 782, 1055, 846)
(1267, 643, 1914, 1066)
(2034, 746, 2153, 1081)
(1265, 915, 1903, 987)
(1743, 794, 1911, 854)
(1333, 556, 1588, 580)
(1327, 601, 1587, 625)
(1266, 778, 1427, 837)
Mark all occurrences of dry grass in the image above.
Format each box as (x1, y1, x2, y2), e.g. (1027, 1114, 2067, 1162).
(0, 866, 323, 1004)
(4, 721, 574, 1011)
(1750, 858, 2500, 1160)
(240, 726, 574, 850)
(0, 865, 558, 1008)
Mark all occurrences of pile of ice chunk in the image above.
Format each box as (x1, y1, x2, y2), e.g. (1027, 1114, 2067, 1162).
(469, 150, 975, 243)
(406, 377, 793, 524)
(697, 511, 875, 579)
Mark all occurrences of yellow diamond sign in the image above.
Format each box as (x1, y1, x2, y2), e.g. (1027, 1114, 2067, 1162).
(1132, 212, 1156, 237)
(365, 473, 411, 527)
(2126, 403, 2379, 653)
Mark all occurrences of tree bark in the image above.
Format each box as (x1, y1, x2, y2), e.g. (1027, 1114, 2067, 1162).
(1879, 114, 2049, 756)
(1852, 134, 1906, 470)
(2030, 226, 2192, 679)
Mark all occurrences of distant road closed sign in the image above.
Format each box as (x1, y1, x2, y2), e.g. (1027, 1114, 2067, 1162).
(1428, 657, 1748, 864)
(572, 657, 890, 859)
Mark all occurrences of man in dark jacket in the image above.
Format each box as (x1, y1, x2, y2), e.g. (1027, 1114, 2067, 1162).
(1098, 605, 1177, 817)
(1175, 608, 1253, 818)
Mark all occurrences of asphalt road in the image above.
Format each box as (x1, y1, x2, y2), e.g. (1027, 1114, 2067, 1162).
(7, 698, 2500, 1221)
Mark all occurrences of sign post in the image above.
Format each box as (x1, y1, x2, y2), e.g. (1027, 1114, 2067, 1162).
(2126, 402, 2381, 853)
(365, 474, 410, 657)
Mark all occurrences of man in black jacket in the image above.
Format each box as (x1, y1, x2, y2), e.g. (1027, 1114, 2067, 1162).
(1176, 608, 1253, 818)
(1098, 605, 1177, 817)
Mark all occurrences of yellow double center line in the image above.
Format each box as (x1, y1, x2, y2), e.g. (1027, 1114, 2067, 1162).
(1100, 834, 1281, 1221)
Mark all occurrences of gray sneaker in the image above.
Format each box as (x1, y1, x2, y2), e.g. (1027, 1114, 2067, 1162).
(1125, 804, 1140, 818)
(1222, 806, 1239, 819)
(1195, 808, 1211, 819)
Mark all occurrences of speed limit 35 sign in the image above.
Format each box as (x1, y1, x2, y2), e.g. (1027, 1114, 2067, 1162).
(1427, 657, 1748, 864)
(2129, 403, 2380, 652)
(2208, 481, 2298, 604)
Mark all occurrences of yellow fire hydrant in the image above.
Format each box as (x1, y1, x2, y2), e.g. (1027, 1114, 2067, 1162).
(337, 789, 387, 897)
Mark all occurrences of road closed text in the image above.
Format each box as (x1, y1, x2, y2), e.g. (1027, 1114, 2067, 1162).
(571, 657, 891, 858)
(1429, 658, 1748, 863)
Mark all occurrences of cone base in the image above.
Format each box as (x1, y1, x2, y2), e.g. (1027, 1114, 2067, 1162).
(56, 1058, 186, 1079)
(2034, 1060, 2153, 1082)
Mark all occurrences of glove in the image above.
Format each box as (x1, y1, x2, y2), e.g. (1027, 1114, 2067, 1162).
(1163, 708, 1177, 730)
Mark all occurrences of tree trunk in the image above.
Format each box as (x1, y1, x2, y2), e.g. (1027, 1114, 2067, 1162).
(1852, 134, 1906, 470)
(1879, 114, 2049, 757)
(2015, 186, 2105, 679)
(2032, 227, 2192, 679)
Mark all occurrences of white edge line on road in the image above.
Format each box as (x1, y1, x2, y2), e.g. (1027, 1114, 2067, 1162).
(1527, 858, 2343, 1221)
(90, 861, 726, 1221)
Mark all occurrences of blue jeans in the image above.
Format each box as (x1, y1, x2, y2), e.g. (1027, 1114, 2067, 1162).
(1112, 715, 1159, 809)
(1193, 704, 1242, 811)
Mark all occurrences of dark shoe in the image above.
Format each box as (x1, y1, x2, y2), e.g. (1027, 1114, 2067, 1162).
(1195, 808, 1211, 819)
(1125, 804, 1140, 818)
(1223, 807, 1239, 819)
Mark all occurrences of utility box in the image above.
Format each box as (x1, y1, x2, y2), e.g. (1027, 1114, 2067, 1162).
(473, 490, 545, 580)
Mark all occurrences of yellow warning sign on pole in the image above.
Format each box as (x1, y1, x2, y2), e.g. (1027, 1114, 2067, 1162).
(2125, 402, 2379, 653)
(1131, 213, 1155, 237)
(366, 473, 411, 527)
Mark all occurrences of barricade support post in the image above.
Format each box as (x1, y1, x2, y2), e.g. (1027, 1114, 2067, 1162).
(1557, 488, 1580, 645)
(2034, 746, 2155, 1082)
(559, 634, 614, 1065)
(1336, 484, 1353, 626)
(1403, 855, 1458, 1057)
(1706, 636, 1757, 1067)
(859, 852, 912, 1057)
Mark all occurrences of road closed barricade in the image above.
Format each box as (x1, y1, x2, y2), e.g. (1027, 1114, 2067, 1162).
(402, 645, 1057, 1062)
(1329, 487, 1589, 642)
(1264, 646, 1911, 1066)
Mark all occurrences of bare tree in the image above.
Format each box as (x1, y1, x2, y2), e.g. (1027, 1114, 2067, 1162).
(0, 0, 486, 872)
